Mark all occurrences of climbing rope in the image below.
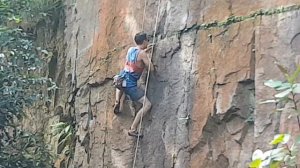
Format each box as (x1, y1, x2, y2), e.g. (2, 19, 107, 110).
(141, 0, 147, 31)
(132, 0, 161, 167)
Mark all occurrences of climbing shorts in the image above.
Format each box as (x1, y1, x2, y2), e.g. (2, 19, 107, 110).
(123, 86, 144, 101)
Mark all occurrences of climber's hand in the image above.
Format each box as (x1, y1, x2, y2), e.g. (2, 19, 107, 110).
(144, 43, 155, 52)
(148, 43, 155, 47)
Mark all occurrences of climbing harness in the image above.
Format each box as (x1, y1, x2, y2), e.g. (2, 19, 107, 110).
(132, 0, 162, 167)
(113, 71, 126, 90)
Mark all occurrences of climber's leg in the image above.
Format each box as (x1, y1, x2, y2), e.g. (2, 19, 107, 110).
(128, 96, 152, 135)
(113, 88, 124, 114)
(122, 86, 150, 137)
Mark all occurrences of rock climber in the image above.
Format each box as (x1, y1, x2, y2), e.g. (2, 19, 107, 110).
(113, 32, 155, 137)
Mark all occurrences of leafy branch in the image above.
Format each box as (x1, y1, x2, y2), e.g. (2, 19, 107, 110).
(51, 122, 75, 167)
(250, 64, 300, 168)
(0, 0, 61, 167)
(262, 65, 300, 129)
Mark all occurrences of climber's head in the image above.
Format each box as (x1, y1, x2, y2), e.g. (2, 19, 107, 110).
(134, 32, 148, 49)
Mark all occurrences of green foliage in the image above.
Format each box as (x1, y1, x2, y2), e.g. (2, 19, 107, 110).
(249, 159, 262, 168)
(261, 65, 300, 119)
(0, 25, 56, 131)
(51, 122, 75, 156)
(0, 0, 62, 25)
(287, 66, 300, 84)
(51, 122, 75, 167)
(250, 64, 300, 168)
(19, 0, 62, 23)
(0, 0, 60, 167)
(270, 134, 290, 145)
(0, 131, 53, 168)
(250, 134, 299, 168)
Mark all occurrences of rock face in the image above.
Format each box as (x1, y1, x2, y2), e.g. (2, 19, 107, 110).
(47, 0, 300, 167)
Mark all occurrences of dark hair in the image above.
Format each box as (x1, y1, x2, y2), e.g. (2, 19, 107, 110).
(134, 32, 147, 45)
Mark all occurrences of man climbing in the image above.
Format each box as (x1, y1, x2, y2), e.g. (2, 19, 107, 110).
(113, 32, 155, 137)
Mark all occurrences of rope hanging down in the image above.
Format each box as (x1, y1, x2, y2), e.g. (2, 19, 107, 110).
(132, 0, 162, 167)
(141, 0, 147, 31)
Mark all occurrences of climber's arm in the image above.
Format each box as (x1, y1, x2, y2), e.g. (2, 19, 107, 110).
(140, 51, 155, 72)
